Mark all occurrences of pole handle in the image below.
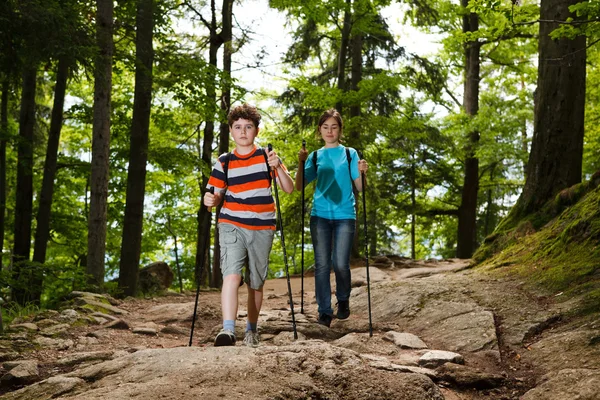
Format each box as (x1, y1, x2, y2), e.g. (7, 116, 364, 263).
(206, 186, 215, 212)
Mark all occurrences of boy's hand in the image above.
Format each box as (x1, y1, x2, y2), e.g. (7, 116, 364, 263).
(298, 147, 308, 162)
(358, 159, 368, 174)
(266, 148, 282, 170)
(204, 191, 218, 207)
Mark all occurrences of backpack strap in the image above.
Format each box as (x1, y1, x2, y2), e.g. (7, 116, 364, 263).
(312, 149, 318, 172)
(347, 147, 358, 196)
(222, 152, 231, 187)
(262, 147, 272, 186)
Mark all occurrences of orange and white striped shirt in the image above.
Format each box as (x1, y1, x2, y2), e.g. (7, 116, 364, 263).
(207, 145, 287, 230)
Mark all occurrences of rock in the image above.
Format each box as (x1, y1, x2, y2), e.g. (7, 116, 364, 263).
(57, 351, 115, 367)
(160, 325, 189, 336)
(435, 363, 505, 389)
(40, 323, 71, 337)
(132, 327, 158, 336)
(0, 350, 19, 362)
(104, 319, 131, 330)
(73, 297, 128, 315)
(0, 360, 39, 387)
(418, 350, 464, 368)
(58, 309, 81, 323)
(521, 368, 600, 400)
(34, 337, 74, 350)
(34, 319, 60, 329)
(9, 323, 38, 332)
(383, 331, 428, 349)
(351, 267, 391, 287)
(271, 330, 307, 345)
(33, 310, 60, 321)
(0, 376, 83, 400)
(139, 261, 174, 294)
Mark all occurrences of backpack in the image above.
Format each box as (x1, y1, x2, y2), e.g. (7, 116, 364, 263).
(222, 147, 272, 187)
(312, 147, 357, 194)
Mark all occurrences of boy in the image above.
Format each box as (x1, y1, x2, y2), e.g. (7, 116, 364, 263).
(204, 103, 294, 347)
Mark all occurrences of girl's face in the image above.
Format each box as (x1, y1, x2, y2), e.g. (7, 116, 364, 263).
(319, 117, 341, 146)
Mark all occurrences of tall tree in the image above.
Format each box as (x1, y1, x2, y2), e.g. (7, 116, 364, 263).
(456, 1, 480, 258)
(87, 0, 114, 288)
(12, 66, 37, 304)
(32, 58, 70, 265)
(211, 0, 234, 288)
(118, 0, 155, 297)
(514, 0, 586, 216)
(190, 0, 233, 287)
(0, 78, 8, 271)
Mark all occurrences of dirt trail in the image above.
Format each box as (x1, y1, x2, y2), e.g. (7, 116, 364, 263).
(2, 258, 598, 399)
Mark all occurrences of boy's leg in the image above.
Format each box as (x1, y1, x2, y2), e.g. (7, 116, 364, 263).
(222, 274, 243, 321)
(331, 219, 355, 320)
(246, 285, 264, 325)
(310, 216, 334, 326)
(244, 228, 274, 347)
(215, 224, 247, 346)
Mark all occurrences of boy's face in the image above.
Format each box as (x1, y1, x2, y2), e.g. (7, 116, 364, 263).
(230, 118, 259, 147)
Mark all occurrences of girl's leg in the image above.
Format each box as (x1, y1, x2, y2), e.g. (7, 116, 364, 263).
(310, 216, 334, 316)
(331, 219, 356, 304)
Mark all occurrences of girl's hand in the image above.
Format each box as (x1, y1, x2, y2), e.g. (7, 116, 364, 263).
(358, 159, 368, 174)
(298, 147, 308, 162)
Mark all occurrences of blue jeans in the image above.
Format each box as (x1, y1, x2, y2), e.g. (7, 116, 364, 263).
(310, 216, 356, 316)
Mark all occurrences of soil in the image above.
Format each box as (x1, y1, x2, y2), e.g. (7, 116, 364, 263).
(2, 259, 598, 400)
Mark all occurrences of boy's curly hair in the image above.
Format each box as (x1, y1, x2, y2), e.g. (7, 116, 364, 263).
(228, 103, 261, 128)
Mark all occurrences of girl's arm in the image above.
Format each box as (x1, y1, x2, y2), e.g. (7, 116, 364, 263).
(295, 147, 308, 191)
(354, 159, 368, 192)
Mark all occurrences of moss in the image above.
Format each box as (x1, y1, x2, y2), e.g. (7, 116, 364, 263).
(476, 183, 600, 318)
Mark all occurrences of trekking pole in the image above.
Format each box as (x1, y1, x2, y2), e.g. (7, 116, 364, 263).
(358, 151, 373, 337)
(300, 139, 306, 314)
(269, 144, 298, 339)
(189, 187, 214, 346)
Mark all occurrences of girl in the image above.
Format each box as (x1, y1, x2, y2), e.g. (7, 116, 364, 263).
(295, 109, 368, 327)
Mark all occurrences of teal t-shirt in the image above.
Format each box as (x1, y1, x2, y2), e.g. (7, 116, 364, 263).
(304, 145, 359, 220)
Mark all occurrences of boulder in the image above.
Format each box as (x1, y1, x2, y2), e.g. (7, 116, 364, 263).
(138, 261, 174, 294)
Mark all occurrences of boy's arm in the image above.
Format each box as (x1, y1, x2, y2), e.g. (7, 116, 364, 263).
(266, 148, 294, 194)
(276, 164, 294, 194)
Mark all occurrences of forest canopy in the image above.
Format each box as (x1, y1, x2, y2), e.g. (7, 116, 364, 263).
(0, 0, 598, 307)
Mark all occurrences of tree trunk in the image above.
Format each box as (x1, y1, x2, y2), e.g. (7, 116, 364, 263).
(456, 4, 480, 259)
(483, 163, 496, 237)
(411, 161, 416, 260)
(335, 0, 352, 112)
(211, 0, 233, 288)
(0, 78, 8, 271)
(349, 12, 363, 258)
(87, 0, 113, 289)
(12, 66, 37, 305)
(33, 57, 69, 265)
(119, 0, 154, 297)
(195, 0, 223, 287)
(516, 0, 586, 214)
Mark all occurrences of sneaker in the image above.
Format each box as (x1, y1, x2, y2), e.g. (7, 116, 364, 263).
(243, 330, 260, 348)
(336, 300, 350, 320)
(214, 329, 236, 346)
(317, 313, 332, 327)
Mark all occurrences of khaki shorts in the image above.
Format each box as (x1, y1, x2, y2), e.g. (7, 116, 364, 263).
(218, 223, 275, 290)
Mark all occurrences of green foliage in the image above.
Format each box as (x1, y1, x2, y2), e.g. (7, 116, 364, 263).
(1, 302, 41, 326)
(475, 178, 600, 316)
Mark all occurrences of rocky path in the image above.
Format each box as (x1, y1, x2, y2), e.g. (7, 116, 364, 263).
(1, 257, 598, 399)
